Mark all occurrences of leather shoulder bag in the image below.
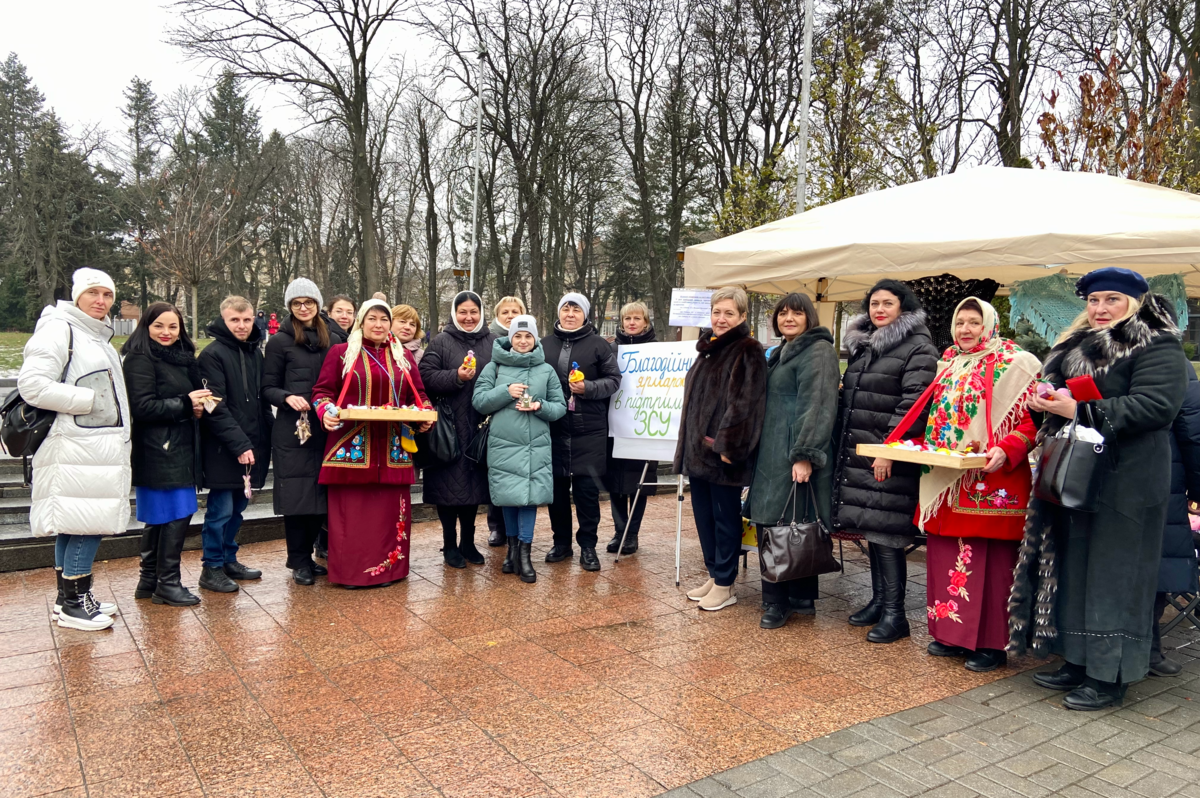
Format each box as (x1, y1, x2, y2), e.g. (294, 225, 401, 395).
(758, 482, 841, 583)
(1032, 403, 1111, 512)
(1, 326, 74, 485)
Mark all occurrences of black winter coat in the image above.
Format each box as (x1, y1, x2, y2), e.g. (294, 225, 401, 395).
(262, 318, 332, 516)
(125, 343, 202, 489)
(605, 325, 659, 496)
(198, 319, 273, 491)
(542, 321, 622, 478)
(418, 324, 496, 506)
(831, 311, 938, 543)
(1161, 368, 1200, 594)
(673, 323, 767, 487)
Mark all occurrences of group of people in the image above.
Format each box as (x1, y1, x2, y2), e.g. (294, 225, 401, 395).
(674, 269, 1197, 711)
(22, 270, 657, 629)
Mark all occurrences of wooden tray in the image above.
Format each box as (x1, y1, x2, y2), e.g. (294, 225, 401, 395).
(857, 443, 986, 470)
(338, 407, 439, 422)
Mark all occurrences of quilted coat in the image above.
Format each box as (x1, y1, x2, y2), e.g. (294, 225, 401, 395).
(541, 321, 622, 478)
(19, 302, 132, 537)
(124, 342, 203, 489)
(472, 337, 567, 507)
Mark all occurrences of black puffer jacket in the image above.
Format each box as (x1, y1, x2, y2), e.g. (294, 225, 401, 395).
(673, 322, 767, 487)
(125, 342, 202, 489)
(1161, 367, 1200, 594)
(198, 319, 273, 491)
(605, 325, 658, 496)
(831, 310, 938, 541)
(418, 323, 496, 506)
(542, 321, 622, 478)
(262, 317, 332, 516)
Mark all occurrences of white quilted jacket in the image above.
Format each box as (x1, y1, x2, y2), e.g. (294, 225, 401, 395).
(18, 302, 131, 536)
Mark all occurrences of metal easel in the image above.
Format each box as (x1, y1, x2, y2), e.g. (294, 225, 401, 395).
(612, 462, 688, 587)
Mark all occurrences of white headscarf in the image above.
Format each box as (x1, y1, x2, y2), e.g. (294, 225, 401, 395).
(341, 298, 410, 377)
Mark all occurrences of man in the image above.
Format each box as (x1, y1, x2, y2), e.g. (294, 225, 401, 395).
(541, 292, 622, 571)
(197, 296, 273, 592)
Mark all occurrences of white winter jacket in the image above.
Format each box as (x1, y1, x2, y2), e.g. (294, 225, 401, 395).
(18, 302, 132, 536)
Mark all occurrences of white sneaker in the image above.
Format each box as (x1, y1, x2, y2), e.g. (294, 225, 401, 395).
(686, 578, 716, 601)
(699, 584, 737, 611)
(54, 593, 118, 618)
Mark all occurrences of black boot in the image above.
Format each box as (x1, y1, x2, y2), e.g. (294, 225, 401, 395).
(580, 547, 601, 572)
(761, 603, 797, 629)
(545, 544, 573, 563)
(1150, 592, 1183, 676)
(1063, 677, 1126, 711)
(866, 544, 910, 643)
(442, 523, 466, 569)
(517, 541, 537, 583)
(134, 525, 161, 599)
(605, 533, 623, 554)
(965, 648, 1007, 673)
(152, 518, 200, 606)
(57, 574, 113, 631)
(1033, 661, 1086, 691)
(502, 537, 518, 575)
(487, 504, 506, 547)
(927, 640, 970, 658)
(458, 526, 485, 565)
(848, 543, 884, 627)
(489, 528, 505, 547)
(199, 565, 238, 593)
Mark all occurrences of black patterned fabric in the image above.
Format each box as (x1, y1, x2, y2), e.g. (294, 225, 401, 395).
(906, 274, 1000, 352)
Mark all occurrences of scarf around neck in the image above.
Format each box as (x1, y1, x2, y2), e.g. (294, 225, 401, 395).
(917, 297, 1042, 528)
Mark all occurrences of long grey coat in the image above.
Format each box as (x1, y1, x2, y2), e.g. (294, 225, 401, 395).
(1009, 294, 1188, 684)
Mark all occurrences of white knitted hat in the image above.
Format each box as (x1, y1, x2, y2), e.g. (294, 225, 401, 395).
(71, 268, 116, 302)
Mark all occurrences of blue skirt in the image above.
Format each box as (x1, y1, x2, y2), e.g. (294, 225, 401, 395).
(135, 486, 198, 525)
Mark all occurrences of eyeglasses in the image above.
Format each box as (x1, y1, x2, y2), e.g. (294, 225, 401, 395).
(290, 300, 317, 310)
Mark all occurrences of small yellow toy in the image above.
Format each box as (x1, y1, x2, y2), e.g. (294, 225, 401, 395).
(569, 361, 585, 383)
(462, 350, 476, 370)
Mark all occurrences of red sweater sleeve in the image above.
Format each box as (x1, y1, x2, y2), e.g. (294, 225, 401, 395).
(998, 407, 1037, 471)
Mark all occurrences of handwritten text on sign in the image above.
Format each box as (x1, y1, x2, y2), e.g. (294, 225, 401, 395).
(608, 340, 699, 441)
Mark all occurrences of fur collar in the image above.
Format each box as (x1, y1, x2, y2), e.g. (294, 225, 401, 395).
(774, 325, 834, 367)
(1046, 293, 1180, 381)
(696, 321, 751, 354)
(844, 310, 929, 358)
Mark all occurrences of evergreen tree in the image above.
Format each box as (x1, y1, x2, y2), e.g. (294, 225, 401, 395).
(121, 76, 161, 311)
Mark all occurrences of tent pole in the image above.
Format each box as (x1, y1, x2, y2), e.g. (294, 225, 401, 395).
(675, 475, 684, 587)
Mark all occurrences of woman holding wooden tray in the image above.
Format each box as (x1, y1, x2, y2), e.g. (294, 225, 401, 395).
(895, 297, 1041, 672)
(312, 299, 432, 588)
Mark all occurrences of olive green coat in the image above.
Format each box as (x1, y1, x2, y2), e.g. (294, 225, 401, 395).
(472, 338, 567, 507)
(744, 326, 841, 527)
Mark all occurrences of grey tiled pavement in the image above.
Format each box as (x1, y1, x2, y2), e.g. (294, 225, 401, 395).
(666, 625, 1200, 798)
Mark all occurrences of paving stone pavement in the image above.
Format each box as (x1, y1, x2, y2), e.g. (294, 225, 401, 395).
(665, 624, 1200, 798)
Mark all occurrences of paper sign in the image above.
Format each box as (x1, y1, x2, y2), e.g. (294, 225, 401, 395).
(608, 340, 699, 452)
(668, 288, 714, 328)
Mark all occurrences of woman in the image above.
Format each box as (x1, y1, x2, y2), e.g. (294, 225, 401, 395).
(391, 304, 425, 364)
(486, 296, 527, 547)
(1012, 268, 1189, 710)
(832, 279, 938, 643)
(123, 302, 211, 608)
(21, 268, 129, 630)
(473, 314, 567, 583)
(326, 295, 356, 334)
(902, 298, 1041, 672)
(263, 278, 334, 585)
(675, 287, 766, 612)
(419, 290, 496, 568)
(744, 293, 840, 629)
(605, 301, 658, 556)
(313, 300, 431, 587)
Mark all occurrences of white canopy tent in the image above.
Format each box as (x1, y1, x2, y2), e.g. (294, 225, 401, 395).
(684, 168, 1200, 322)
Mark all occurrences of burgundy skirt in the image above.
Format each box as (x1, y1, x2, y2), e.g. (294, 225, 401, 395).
(327, 483, 411, 587)
(925, 535, 1018, 651)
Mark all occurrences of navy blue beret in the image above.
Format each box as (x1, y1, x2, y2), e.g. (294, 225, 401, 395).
(1075, 267, 1149, 299)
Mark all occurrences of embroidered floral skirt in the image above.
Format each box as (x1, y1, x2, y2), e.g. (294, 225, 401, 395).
(926, 535, 1018, 651)
(327, 483, 410, 587)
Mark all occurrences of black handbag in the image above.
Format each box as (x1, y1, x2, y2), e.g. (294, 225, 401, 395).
(758, 482, 841, 583)
(464, 414, 491, 467)
(0, 326, 73, 486)
(1033, 403, 1111, 512)
(413, 398, 460, 468)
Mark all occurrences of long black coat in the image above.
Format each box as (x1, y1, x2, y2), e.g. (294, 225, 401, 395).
(1009, 294, 1188, 684)
(831, 311, 938, 544)
(673, 322, 766, 487)
(124, 343, 202, 489)
(1161, 368, 1200, 594)
(542, 321, 622, 478)
(605, 325, 658, 496)
(198, 319, 273, 491)
(262, 318, 332, 516)
(418, 324, 496, 506)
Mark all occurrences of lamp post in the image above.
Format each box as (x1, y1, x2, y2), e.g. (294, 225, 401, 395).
(468, 45, 486, 293)
(795, 0, 814, 213)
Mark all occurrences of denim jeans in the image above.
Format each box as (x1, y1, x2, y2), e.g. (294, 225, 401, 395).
(54, 534, 102, 578)
(501, 506, 538, 543)
(201, 490, 250, 568)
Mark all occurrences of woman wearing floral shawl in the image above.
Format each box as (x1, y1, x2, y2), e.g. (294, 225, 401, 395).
(896, 297, 1041, 672)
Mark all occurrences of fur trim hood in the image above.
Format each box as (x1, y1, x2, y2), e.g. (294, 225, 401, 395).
(844, 310, 931, 358)
(1045, 292, 1180, 382)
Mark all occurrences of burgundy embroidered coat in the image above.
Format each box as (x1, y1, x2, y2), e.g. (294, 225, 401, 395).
(312, 342, 429, 487)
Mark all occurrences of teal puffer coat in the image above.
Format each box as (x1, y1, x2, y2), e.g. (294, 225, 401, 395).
(472, 338, 567, 507)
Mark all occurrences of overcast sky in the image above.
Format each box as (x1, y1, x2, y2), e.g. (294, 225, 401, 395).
(0, 1, 433, 143)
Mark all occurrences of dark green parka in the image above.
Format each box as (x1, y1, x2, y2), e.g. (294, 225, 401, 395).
(744, 326, 841, 527)
(472, 337, 567, 507)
